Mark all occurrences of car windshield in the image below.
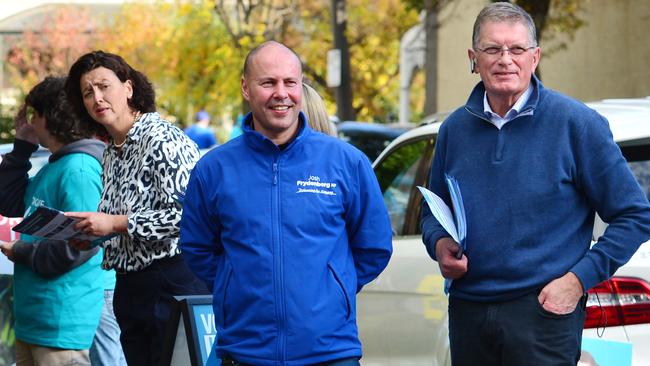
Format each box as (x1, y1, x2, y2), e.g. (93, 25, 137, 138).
(337, 122, 411, 162)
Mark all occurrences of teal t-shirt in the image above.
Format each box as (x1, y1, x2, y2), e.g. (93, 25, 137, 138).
(14, 152, 105, 349)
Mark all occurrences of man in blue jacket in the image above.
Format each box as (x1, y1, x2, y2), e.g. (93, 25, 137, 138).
(421, 3, 650, 365)
(180, 41, 393, 366)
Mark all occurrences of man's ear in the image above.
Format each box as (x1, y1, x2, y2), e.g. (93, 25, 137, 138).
(532, 47, 541, 71)
(241, 77, 250, 101)
(467, 49, 478, 74)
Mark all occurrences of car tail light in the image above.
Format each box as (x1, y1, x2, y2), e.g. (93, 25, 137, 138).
(584, 277, 650, 328)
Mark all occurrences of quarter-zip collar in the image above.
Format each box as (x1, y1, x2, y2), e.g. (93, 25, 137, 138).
(465, 75, 541, 124)
(242, 111, 311, 153)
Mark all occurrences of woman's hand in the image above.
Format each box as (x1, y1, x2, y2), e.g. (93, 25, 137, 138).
(15, 105, 38, 145)
(0, 241, 16, 261)
(65, 212, 128, 237)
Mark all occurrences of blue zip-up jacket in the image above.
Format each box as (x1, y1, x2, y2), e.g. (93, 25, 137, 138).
(421, 77, 650, 301)
(180, 113, 392, 365)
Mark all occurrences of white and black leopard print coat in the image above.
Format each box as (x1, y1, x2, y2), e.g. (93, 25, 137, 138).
(99, 112, 199, 272)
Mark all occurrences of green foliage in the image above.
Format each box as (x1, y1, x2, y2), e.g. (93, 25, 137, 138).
(0, 276, 15, 365)
(0, 110, 15, 144)
(98, 1, 246, 133)
(0, 0, 425, 142)
(293, 0, 421, 122)
(4, 6, 96, 97)
(97, 0, 420, 124)
(503, 0, 587, 55)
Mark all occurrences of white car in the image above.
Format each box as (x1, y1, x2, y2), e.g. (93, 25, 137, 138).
(357, 97, 650, 366)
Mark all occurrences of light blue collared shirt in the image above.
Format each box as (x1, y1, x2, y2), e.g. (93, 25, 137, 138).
(483, 84, 533, 129)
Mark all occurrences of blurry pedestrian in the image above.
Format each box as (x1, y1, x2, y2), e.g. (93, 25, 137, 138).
(302, 83, 336, 136)
(64, 51, 209, 366)
(228, 114, 244, 140)
(180, 41, 392, 365)
(184, 109, 217, 149)
(0, 76, 105, 366)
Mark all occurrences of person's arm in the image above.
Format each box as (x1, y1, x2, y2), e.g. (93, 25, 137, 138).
(0, 105, 40, 217)
(569, 112, 650, 292)
(0, 139, 38, 217)
(346, 157, 393, 293)
(127, 135, 200, 244)
(208, 132, 217, 147)
(179, 165, 222, 290)
(15, 163, 103, 278)
(10, 239, 99, 278)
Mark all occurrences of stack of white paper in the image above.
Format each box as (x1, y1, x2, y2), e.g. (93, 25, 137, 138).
(418, 174, 467, 294)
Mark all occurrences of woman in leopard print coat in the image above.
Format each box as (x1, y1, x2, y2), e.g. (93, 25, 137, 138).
(65, 51, 209, 366)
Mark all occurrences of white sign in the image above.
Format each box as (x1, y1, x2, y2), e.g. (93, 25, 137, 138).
(327, 49, 341, 87)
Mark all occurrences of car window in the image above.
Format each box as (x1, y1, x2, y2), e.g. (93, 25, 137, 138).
(621, 143, 650, 201)
(375, 137, 435, 236)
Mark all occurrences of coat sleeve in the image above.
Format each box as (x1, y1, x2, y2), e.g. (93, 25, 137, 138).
(179, 166, 222, 290)
(346, 156, 393, 293)
(12, 239, 100, 278)
(570, 111, 650, 291)
(0, 139, 38, 217)
(127, 135, 200, 243)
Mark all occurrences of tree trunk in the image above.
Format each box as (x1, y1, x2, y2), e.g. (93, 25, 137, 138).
(424, 0, 439, 116)
(331, 0, 355, 121)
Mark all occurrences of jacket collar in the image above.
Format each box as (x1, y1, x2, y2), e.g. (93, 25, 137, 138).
(242, 111, 310, 152)
(465, 75, 542, 120)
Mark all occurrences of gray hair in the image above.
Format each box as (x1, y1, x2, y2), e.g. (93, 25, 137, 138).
(472, 2, 537, 49)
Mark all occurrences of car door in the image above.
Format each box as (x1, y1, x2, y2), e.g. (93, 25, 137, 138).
(357, 133, 451, 366)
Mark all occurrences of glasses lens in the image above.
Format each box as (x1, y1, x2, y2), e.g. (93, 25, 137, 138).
(484, 47, 501, 55)
(509, 47, 527, 55)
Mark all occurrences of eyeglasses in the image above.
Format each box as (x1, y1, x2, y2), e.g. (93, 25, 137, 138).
(475, 45, 536, 57)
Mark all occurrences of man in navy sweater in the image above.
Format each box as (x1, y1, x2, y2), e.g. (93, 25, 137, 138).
(421, 3, 650, 365)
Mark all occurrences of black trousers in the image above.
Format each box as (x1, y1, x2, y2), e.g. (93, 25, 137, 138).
(449, 290, 588, 366)
(113, 254, 209, 366)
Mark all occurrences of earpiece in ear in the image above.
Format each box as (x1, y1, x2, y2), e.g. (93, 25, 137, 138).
(470, 58, 477, 73)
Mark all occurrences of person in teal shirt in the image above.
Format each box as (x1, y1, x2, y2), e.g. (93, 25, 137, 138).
(0, 77, 111, 366)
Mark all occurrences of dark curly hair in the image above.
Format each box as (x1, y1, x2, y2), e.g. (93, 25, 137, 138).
(65, 51, 156, 139)
(25, 76, 99, 144)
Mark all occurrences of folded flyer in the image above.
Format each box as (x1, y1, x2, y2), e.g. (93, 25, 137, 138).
(12, 206, 111, 246)
(418, 174, 467, 294)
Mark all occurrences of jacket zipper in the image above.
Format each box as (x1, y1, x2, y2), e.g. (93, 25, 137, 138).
(272, 160, 287, 364)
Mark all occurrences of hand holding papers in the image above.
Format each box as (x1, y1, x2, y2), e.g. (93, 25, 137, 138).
(418, 174, 467, 293)
(11, 206, 112, 248)
(418, 175, 466, 257)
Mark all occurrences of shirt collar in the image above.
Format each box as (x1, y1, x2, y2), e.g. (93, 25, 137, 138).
(483, 84, 533, 121)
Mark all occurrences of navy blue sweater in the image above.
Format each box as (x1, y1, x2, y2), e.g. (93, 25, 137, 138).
(422, 77, 650, 301)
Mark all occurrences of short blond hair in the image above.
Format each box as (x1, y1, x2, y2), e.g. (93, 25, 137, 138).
(302, 83, 335, 136)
